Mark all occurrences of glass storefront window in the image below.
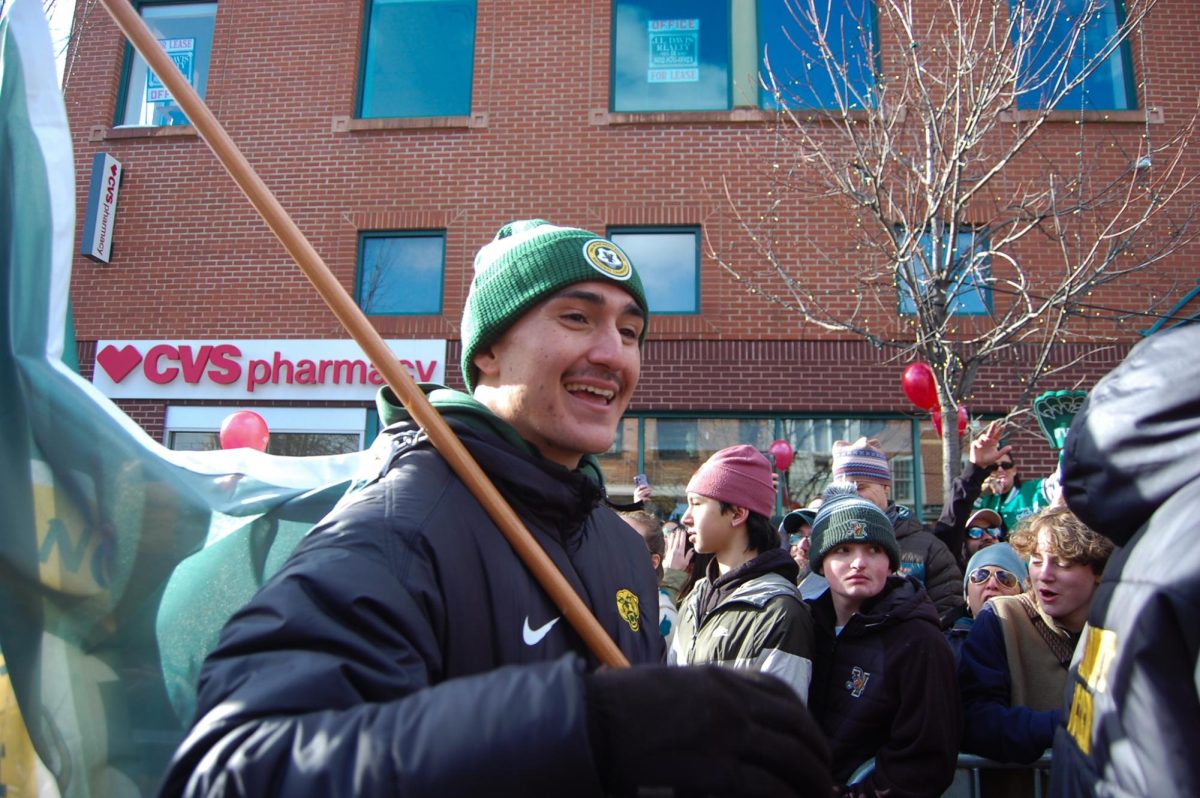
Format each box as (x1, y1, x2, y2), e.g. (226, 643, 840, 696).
(164, 407, 367, 456)
(776, 418, 913, 510)
(608, 415, 930, 523)
(597, 416, 640, 502)
(640, 417, 776, 520)
(168, 430, 362, 456)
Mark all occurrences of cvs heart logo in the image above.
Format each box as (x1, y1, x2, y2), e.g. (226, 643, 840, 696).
(96, 344, 142, 383)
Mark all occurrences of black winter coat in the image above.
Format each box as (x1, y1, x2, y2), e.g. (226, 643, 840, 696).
(808, 575, 961, 798)
(158, 387, 664, 798)
(1052, 324, 1200, 797)
(889, 506, 966, 629)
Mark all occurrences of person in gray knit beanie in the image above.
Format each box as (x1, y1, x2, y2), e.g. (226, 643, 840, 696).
(808, 482, 901, 576)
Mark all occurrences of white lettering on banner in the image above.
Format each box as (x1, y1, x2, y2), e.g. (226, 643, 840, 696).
(91, 339, 447, 402)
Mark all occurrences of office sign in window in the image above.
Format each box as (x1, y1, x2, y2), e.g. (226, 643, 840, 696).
(612, 0, 729, 112)
(146, 38, 194, 103)
(647, 19, 699, 83)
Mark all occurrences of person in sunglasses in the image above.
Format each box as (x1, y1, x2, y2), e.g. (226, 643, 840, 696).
(931, 417, 1017, 573)
(974, 449, 1047, 532)
(963, 508, 1005, 559)
(958, 506, 1113, 766)
(944, 542, 1028, 663)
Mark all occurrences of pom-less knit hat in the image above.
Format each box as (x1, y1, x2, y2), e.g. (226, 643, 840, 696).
(963, 542, 1028, 597)
(809, 482, 900, 575)
(832, 437, 891, 486)
(686, 445, 777, 518)
(460, 220, 649, 392)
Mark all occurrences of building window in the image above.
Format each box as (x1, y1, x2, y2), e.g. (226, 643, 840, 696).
(758, 0, 877, 110)
(612, 0, 732, 112)
(164, 407, 367, 455)
(611, 1, 876, 112)
(897, 227, 992, 317)
(1011, 0, 1135, 111)
(608, 227, 700, 314)
(358, 0, 476, 119)
(357, 232, 445, 315)
(117, 1, 217, 127)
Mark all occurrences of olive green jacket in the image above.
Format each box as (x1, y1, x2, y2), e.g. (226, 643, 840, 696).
(669, 571, 814, 702)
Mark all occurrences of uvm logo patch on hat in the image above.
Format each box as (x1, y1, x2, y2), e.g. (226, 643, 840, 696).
(583, 239, 633, 281)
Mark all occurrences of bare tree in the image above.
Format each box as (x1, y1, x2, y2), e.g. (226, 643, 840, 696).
(711, 0, 1197, 495)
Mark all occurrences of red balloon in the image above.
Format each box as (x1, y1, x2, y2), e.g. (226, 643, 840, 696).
(931, 405, 969, 438)
(768, 439, 794, 471)
(220, 410, 270, 452)
(901, 362, 939, 410)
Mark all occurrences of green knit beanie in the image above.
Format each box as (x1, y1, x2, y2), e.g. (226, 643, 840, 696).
(809, 481, 901, 575)
(460, 220, 649, 391)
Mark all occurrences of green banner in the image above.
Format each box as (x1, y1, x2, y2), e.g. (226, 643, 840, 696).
(0, 2, 377, 794)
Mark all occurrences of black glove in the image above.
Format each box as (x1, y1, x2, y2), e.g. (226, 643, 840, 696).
(584, 664, 832, 797)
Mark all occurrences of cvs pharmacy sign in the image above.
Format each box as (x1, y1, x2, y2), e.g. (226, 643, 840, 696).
(92, 339, 446, 401)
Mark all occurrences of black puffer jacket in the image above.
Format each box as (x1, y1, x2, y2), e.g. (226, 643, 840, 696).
(1051, 325, 1200, 797)
(889, 505, 965, 629)
(808, 575, 961, 798)
(158, 387, 664, 798)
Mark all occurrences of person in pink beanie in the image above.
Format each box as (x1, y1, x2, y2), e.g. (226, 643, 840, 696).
(669, 444, 816, 702)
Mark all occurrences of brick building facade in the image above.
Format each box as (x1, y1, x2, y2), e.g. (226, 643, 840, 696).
(62, 0, 1200, 518)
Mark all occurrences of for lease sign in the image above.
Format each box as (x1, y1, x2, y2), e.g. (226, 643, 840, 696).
(92, 339, 446, 401)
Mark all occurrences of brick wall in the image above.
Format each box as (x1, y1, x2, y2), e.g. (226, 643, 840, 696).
(63, 0, 1197, 459)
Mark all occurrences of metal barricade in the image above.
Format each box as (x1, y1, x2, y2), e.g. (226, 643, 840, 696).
(943, 752, 1053, 798)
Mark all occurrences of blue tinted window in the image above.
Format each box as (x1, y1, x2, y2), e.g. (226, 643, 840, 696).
(357, 233, 445, 315)
(898, 229, 992, 316)
(759, 0, 877, 109)
(1012, 0, 1134, 111)
(359, 0, 476, 118)
(612, 0, 731, 112)
(609, 228, 700, 314)
(118, 2, 217, 126)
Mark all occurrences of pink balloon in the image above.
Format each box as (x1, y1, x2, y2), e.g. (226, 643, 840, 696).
(901, 362, 939, 410)
(768, 439, 794, 471)
(220, 411, 270, 452)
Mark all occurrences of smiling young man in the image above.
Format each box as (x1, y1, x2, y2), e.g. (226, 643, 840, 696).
(958, 505, 1113, 765)
(159, 220, 830, 798)
(805, 484, 960, 798)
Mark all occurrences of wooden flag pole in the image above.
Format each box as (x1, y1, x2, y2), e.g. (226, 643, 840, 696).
(97, 0, 629, 669)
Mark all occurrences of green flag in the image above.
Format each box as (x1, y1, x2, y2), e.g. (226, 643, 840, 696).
(0, 2, 379, 794)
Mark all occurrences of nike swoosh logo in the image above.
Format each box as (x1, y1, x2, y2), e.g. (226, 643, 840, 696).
(522, 615, 561, 646)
